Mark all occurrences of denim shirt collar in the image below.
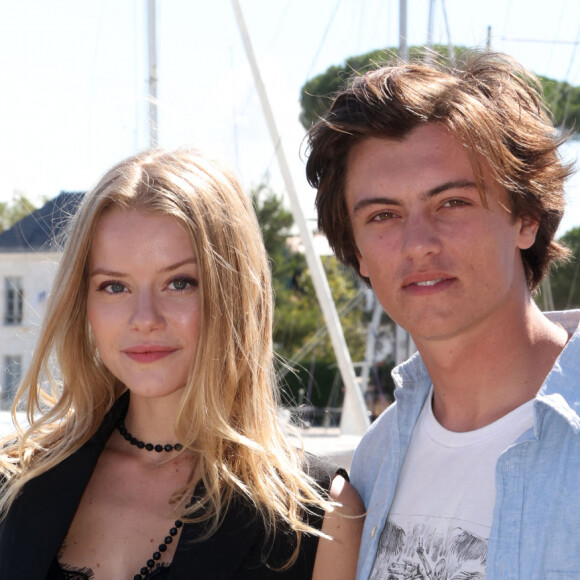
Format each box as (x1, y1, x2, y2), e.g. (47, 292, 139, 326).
(390, 309, 580, 437)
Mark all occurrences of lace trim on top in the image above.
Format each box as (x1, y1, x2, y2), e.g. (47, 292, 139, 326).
(49, 559, 170, 580)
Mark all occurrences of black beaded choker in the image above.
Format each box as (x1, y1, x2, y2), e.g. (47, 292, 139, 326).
(117, 413, 186, 579)
(117, 415, 183, 452)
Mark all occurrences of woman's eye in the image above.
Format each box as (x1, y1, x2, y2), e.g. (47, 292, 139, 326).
(169, 277, 197, 291)
(98, 281, 126, 294)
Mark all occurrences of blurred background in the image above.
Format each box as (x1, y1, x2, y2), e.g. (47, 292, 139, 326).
(1, 0, 580, 229)
(2, 1, 580, 450)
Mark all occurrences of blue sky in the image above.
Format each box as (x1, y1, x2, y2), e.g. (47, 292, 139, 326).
(2, 0, 580, 232)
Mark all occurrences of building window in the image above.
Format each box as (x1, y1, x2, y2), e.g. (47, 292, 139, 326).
(4, 277, 23, 325)
(1, 355, 22, 410)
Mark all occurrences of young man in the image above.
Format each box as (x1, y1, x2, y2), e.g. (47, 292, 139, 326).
(306, 52, 580, 579)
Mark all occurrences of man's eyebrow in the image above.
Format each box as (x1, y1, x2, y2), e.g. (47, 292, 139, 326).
(426, 179, 478, 198)
(352, 197, 399, 215)
(90, 256, 197, 278)
(351, 179, 478, 215)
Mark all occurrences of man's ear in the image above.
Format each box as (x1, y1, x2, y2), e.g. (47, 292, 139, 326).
(517, 217, 539, 251)
(356, 249, 369, 278)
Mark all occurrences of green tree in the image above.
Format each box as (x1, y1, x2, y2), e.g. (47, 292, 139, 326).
(251, 181, 294, 259)
(275, 254, 366, 361)
(0, 191, 37, 233)
(251, 181, 314, 352)
(539, 76, 580, 129)
(251, 181, 365, 359)
(250, 181, 311, 351)
(274, 255, 367, 412)
(300, 46, 580, 132)
(545, 227, 580, 309)
(250, 182, 367, 410)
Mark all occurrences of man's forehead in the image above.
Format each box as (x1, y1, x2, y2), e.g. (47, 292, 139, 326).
(345, 127, 473, 183)
(343, 126, 506, 211)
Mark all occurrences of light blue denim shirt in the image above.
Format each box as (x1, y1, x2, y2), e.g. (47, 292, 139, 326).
(351, 310, 580, 580)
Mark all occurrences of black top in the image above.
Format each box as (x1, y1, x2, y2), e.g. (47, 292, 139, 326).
(0, 393, 344, 580)
(48, 561, 170, 579)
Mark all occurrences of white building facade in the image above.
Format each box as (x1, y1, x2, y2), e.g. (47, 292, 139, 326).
(0, 192, 82, 410)
(0, 253, 60, 409)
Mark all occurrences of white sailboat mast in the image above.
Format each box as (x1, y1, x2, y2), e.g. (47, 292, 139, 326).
(231, 0, 370, 435)
(424, 0, 437, 65)
(399, 0, 408, 60)
(148, 0, 158, 147)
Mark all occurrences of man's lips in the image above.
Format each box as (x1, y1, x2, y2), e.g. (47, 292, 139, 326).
(123, 346, 177, 363)
(413, 278, 446, 287)
(402, 273, 455, 291)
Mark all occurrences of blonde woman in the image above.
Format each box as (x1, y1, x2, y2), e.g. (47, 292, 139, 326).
(0, 149, 363, 579)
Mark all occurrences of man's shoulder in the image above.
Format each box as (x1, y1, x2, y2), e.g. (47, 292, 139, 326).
(360, 401, 398, 445)
(544, 309, 580, 333)
(350, 403, 399, 497)
(540, 310, 580, 411)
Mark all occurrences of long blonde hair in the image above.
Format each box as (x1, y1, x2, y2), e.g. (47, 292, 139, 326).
(0, 148, 328, 561)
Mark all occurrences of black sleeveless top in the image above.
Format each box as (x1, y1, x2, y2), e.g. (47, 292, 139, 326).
(0, 393, 345, 580)
(45, 461, 347, 580)
(47, 561, 170, 579)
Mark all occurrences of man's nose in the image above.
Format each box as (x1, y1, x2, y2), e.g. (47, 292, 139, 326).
(401, 212, 442, 260)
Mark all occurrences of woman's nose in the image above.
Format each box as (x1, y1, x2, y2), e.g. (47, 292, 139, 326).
(129, 290, 165, 332)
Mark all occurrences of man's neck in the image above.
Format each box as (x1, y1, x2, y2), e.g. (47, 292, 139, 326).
(414, 302, 569, 432)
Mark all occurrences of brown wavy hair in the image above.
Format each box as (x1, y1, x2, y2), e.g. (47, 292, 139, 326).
(306, 51, 574, 291)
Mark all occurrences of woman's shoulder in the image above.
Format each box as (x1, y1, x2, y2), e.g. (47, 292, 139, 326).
(302, 452, 348, 494)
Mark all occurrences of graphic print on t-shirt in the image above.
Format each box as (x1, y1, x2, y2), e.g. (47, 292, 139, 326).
(369, 516, 486, 579)
(366, 389, 534, 579)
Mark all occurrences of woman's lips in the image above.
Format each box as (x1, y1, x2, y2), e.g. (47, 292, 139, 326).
(123, 347, 177, 363)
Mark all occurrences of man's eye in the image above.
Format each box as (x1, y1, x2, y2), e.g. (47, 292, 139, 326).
(371, 211, 396, 222)
(443, 199, 467, 208)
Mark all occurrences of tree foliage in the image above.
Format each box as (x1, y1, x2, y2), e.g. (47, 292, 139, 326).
(539, 76, 580, 130)
(250, 181, 312, 354)
(299, 45, 580, 132)
(0, 192, 37, 233)
(546, 227, 580, 310)
(250, 182, 367, 407)
(276, 254, 367, 362)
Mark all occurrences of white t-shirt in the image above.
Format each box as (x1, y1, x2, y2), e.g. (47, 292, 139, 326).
(369, 389, 534, 580)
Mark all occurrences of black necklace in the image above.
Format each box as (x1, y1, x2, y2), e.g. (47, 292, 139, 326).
(117, 415, 183, 452)
(117, 414, 186, 579)
(133, 519, 183, 580)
